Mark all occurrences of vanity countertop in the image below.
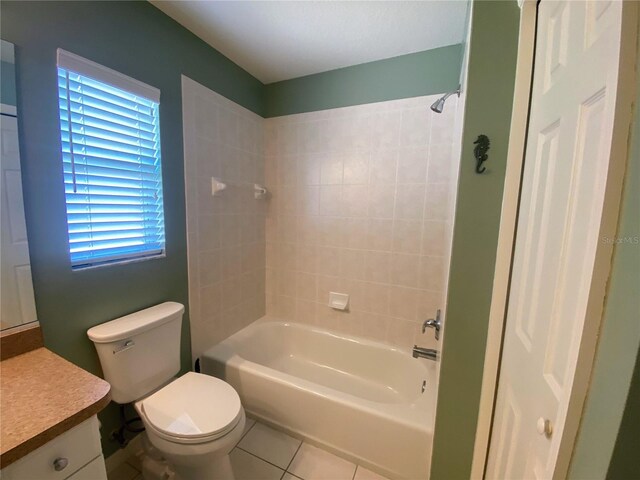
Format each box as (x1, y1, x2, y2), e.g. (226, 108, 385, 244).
(0, 347, 111, 468)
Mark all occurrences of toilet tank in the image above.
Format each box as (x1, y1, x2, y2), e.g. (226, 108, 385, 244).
(87, 302, 184, 404)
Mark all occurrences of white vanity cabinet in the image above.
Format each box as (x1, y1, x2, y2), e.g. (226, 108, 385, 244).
(1, 416, 107, 480)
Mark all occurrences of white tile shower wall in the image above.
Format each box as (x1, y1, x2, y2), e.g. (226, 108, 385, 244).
(264, 96, 460, 350)
(182, 76, 266, 360)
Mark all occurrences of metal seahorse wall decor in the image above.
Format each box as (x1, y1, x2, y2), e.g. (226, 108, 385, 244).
(473, 134, 490, 174)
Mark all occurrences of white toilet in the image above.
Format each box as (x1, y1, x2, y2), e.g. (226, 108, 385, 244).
(87, 302, 245, 480)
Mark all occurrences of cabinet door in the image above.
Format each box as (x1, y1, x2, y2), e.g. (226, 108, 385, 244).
(66, 456, 107, 480)
(1, 417, 102, 480)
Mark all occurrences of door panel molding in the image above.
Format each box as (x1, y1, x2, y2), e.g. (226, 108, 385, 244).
(477, 1, 639, 479)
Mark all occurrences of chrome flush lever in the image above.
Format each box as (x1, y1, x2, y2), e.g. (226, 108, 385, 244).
(422, 309, 442, 340)
(113, 340, 135, 354)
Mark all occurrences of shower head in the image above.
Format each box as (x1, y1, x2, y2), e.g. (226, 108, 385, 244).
(430, 97, 447, 114)
(430, 86, 461, 113)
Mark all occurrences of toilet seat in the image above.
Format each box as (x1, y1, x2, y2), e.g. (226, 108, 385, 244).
(138, 372, 242, 445)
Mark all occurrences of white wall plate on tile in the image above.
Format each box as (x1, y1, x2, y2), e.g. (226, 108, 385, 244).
(211, 177, 227, 196)
(329, 292, 349, 311)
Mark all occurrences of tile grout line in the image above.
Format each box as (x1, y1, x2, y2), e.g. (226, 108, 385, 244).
(285, 474, 303, 480)
(119, 420, 388, 480)
(124, 459, 141, 473)
(236, 446, 288, 473)
(236, 418, 257, 445)
(237, 420, 303, 478)
(282, 439, 304, 478)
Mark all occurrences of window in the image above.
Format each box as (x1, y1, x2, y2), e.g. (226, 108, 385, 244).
(56, 50, 165, 269)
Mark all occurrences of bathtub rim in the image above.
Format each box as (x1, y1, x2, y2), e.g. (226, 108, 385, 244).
(201, 317, 435, 431)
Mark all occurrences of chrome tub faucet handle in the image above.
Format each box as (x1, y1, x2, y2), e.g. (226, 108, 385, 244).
(422, 309, 442, 340)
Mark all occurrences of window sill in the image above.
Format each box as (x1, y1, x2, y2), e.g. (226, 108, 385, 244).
(71, 252, 166, 272)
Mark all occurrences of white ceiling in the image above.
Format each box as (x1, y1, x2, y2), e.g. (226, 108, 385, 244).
(150, 1, 469, 84)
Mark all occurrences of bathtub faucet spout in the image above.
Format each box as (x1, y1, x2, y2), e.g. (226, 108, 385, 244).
(412, 346, 439, 361)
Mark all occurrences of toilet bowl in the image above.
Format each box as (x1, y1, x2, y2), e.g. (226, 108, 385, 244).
(135, 372, 245, 480)
(86, 303, 245, 480)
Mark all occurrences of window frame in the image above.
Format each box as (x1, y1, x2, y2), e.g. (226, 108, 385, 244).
(56, 49, 166, 270)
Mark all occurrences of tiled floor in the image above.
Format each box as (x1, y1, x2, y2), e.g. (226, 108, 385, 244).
(107, 417, 390, 480)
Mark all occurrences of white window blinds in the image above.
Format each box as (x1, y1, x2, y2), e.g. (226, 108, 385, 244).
(56, 49, 165, 268)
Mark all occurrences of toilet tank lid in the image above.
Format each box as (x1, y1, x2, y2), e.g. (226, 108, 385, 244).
(87, 302, 184, 343)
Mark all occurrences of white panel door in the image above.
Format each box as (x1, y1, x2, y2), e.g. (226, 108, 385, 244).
(486, 1, 624, 479)
(1, 112, 36, 329)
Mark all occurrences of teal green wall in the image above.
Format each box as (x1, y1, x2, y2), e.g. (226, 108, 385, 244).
(569, 52, 640, 480)
(1, 0, 465, 458)
(1, 0, 472, 465)
(607, 353, 640, 479)
(0, 0, 263, 456)
(430, 2, 520, 478)
(264, 44, 463, 117)
(1, 60, 16, 106)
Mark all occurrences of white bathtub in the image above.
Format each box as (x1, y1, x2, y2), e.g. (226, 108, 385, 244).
(201, 318, 435, 479)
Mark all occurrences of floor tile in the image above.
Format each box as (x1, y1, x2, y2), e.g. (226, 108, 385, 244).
(241, 416, 257, 439)
(282, 474, 303, 480)
(238, 422, 301, 469)
(288, 443, 356, 480)
(107, 462, 139, 480)
(125, 456, 143, 473)
(230, 448, 284, 480)
(354, 465, 391, 480)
